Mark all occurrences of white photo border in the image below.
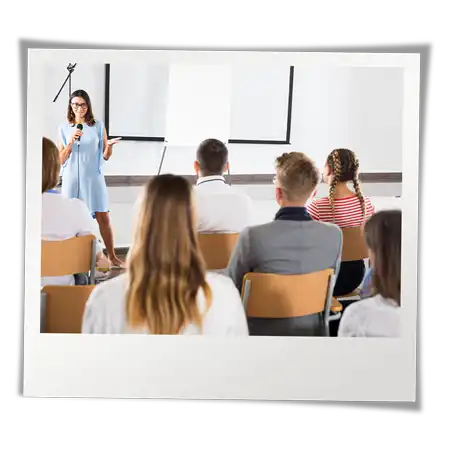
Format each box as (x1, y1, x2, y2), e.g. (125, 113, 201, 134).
(24, 50, 419, 401)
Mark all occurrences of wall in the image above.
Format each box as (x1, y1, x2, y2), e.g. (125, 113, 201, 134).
(43, 63, 403, 175)
(97, 182, 401, 247)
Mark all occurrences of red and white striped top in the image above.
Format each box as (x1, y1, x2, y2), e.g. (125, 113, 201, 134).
(306, 195, 375, 228)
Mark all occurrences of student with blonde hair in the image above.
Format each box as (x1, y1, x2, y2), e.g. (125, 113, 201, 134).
(227, 152, 342, 336)
(339, 210, 401, 337)
(82, 174, 248, 335)
(41, 137, 109, 286)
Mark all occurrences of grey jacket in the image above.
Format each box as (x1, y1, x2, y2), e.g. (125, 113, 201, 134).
(227, 219, 342, 293)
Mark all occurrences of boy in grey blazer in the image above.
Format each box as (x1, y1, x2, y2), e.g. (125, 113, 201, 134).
(227, 152, 342, 336)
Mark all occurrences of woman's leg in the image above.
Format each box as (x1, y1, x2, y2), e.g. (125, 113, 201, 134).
(95, 212, 124, 267)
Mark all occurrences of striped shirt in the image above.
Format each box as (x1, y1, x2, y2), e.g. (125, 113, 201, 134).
(306, 195, 375, 228)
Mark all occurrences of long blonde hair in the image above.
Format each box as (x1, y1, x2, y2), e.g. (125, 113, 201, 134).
(126, 174, 212, 334)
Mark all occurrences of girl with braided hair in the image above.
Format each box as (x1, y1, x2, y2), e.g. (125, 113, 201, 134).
(307, 149, 375, 298)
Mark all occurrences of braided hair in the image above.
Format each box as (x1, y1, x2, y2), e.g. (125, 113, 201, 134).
(326, 148, 366, 224)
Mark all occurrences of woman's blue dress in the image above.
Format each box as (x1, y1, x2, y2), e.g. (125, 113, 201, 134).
(58, 120, 108, 217)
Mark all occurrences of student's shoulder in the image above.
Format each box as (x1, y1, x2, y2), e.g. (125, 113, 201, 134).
(88, 273, 127, 305)
(312, 196, 331, 206)
(205, 271, 240, 297)
(239, 222, 274, 238)
(66, 197, 92, 215)
(311, 218, 342, 235)
(344, 295, 387, 317)
(219, 187, 253, 206)
(364, 196, 375, 210)
(309, 220, 342, 250)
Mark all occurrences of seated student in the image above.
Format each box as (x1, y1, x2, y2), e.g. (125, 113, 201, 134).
(41, 137, 109, 286)
(338, 210, 401, 337)
(194, 138, 253, 233)
(226, 152, 342, 336)
(307, 148, 375, 297)
(82, 174, 249, 336)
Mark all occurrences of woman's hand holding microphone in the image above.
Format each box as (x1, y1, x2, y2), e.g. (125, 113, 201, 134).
(69, 128, 83, 145)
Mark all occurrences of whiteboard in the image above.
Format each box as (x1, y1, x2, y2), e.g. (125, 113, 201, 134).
(165, 64, 232, 146)
(109, 63, 169, 137)
(107, 64, 292, 143)
(230, 65, 291, 141)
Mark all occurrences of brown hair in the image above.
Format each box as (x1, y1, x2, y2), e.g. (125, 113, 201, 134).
(67, 90, 96, 126)
(196, 139, 228, 176)
(42, 137, 61, 193)
(364, 210, 401, 305)
(126, 174, 212, 334)
(275, 152, 319, 202)
(326, 148, 365, 223)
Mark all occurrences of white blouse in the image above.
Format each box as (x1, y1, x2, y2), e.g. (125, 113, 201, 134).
(338, 294, 401, 337)
(41, 192, 103, 286)
(82, 271, 249, 336)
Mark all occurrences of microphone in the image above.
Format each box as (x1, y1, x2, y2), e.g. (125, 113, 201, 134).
(76, 123, 83, 141)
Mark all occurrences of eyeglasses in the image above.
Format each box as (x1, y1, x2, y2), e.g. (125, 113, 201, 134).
(71, 102, 88, 110)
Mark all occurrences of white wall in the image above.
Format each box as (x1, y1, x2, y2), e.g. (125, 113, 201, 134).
(43, 63, 403, 175)
(101, 183, 402, 247)
(43, 63, 105, 143)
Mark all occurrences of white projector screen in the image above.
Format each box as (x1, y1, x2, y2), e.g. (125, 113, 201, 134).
(165, 64, 232, 146)
(109, 63, 169, 137)
(230, 65, 291, 141)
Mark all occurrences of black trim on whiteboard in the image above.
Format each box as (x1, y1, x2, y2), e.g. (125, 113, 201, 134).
(112, 136, 165, 142)
(285, 66, 294, 143)
(104, 64, 294, 144)
(104, 64, 110, 133)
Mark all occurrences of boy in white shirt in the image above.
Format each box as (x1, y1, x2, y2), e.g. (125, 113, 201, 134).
(194, 138, 253, 233)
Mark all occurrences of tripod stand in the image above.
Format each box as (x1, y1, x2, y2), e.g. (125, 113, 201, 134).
(53, 63, 77, 102)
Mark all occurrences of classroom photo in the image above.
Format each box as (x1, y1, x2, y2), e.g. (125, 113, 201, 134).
(38, 54, 405, 339)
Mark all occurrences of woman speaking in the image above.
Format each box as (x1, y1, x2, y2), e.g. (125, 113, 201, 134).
(58, 89, 124, 268)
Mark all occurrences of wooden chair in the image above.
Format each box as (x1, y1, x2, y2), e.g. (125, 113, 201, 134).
(241, 269, 338, 335)
(198, 233, 240, 270)
(41, 235, 97, 284)
(341, 226, 369, 262)
(335, 226, 370, 301)
(41, 285, 96, 333)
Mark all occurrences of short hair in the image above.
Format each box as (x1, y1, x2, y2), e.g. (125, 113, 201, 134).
(196, 139, 228, 176)
(275, 152, 319, 201)
(364, 210, 402, 305)
(42, 137, 61, 193)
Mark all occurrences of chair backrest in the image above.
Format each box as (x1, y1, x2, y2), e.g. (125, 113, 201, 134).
(341, 227, 369, 262)
(41, 235, 96, 281)
(198, 233, 240, 270)
(241, 269, 334, 319)
(41, 285, 96, 333)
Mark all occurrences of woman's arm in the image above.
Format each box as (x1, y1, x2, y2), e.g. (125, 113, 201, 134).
(58, 140, 74, 165)
(58, 126, 82, 164)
